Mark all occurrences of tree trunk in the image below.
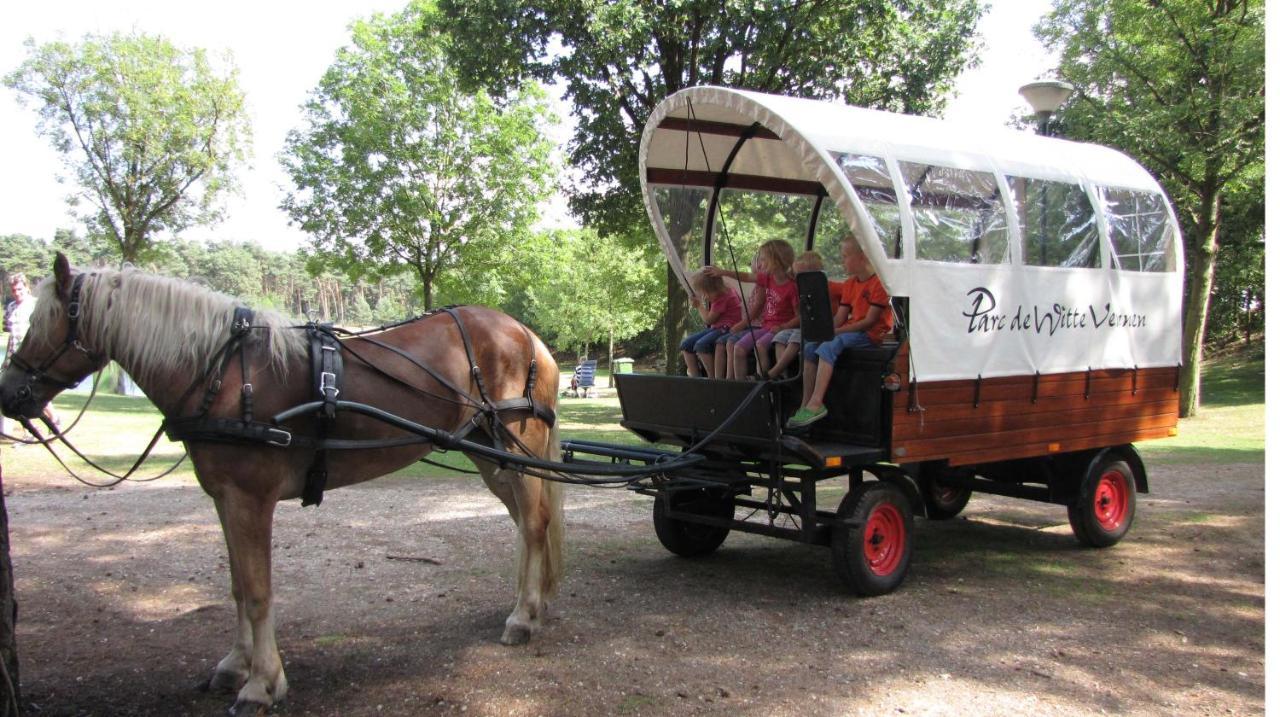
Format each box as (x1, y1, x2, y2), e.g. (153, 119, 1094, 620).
(416, 266, 434, 311)
(1243, 287, 1253, 345)
(0, 460, 21, 716)
(1178, 194, 1221, 418)
(663, 267, 693, 375)
(607, 327, 616, 387)
(658, 192, 701, 375)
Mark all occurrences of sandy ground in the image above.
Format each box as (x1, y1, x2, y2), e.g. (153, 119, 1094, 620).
(0, 447, 1264, 716)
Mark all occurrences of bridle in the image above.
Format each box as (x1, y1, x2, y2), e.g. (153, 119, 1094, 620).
(6, 273, 104, 405)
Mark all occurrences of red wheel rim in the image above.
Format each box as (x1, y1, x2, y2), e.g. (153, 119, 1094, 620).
(863, 503, 906, 576)
(1093, 469, 1130, 532)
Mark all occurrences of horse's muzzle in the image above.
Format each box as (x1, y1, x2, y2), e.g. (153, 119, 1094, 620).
(0, 371, 45, 419)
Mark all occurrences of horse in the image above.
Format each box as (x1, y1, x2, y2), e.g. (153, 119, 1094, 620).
(0, 254, 565, 715)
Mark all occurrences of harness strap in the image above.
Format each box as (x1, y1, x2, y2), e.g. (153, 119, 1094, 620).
(302, 323, 344, 507)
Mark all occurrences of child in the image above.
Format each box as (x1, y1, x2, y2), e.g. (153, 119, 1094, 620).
(764, 251, 842, 379)
(679, 272, 743, 377)
(787, 236, 894, 428)
(705, 239, 798, 380)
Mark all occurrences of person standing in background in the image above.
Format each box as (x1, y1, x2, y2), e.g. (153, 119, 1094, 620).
(2, 273, 59, 438)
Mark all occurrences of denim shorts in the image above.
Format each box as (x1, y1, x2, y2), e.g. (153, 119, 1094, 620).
(718, 327, 760, 346)
(803, 331, 876, 364)
(771, 328, 802, 345)
(680, 327, 727, 354)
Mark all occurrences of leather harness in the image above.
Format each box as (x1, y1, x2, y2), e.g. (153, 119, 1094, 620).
(164, 307, 556, 507)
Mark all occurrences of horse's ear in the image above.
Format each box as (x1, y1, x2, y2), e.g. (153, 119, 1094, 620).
(53, 252, 73, 301)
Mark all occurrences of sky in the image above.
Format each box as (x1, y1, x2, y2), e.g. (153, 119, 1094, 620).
(0, 0, 1058, 254)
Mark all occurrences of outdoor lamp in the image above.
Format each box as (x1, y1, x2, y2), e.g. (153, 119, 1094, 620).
(1019, 80, 1074, 136)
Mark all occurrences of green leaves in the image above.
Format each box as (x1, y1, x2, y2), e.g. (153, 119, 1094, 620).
(279, 4, 557, 310)
(5, 32, 251, 264)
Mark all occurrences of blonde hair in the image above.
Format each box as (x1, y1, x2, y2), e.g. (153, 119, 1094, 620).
(31, 268, 306, 386)
(841, 234, 865, 256)
(692, 271, 727, 295)
(757, 239, 796, 274)
(794, 251, 824, 272)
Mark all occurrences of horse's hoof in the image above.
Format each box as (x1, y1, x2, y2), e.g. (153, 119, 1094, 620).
(501, 623, 532, 646)
(229, 699, 270, 717)
(205, 669, 246, 694)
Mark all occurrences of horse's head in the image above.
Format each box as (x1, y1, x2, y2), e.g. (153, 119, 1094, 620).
(0, 253, 108, 419)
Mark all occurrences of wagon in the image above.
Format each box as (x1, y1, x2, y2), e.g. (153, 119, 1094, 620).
(563, 87, 1183, 594)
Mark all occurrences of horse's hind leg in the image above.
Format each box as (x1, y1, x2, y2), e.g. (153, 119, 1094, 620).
(475, 457, 564, 646)
(216, 488, 288, 714)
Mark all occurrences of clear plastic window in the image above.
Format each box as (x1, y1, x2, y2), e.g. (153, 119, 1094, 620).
(1102, 189, 1175, 272)
(1007, 176, 1101, 268)
(708, 190, 810, 272)
(900, 162, 1009, 264)
(831, 152, 903, 259)
(653, 186, 710, 271)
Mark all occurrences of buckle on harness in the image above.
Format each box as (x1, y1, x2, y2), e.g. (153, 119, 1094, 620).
(319, 371, 339, 398)
(264, 427, 292, 447)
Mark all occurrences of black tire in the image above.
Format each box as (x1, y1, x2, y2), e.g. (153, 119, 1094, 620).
(831, 482, 914, 596)
(652, 488, 734, 557)
(1068, 455, 1137, 548)
(922, 478, 972, 521)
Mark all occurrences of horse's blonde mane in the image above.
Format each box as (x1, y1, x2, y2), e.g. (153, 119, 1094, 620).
(32, 267, 307, 387)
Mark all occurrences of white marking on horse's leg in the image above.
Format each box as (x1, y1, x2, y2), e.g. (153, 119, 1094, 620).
(221, 489, 288, 710)
(473, 458, 541, 645)
(209, 499, 251, 692)
(501, 472, 549, 646)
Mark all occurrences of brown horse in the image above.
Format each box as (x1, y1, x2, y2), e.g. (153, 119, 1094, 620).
(0, 254, 564, 715)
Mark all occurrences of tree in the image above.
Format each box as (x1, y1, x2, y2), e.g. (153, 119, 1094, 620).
(280, 1, 557, 311)
(1036, 0, 1263, 416)
(439, 0, 985, 370)
(0, 235, 50, 284)
(520, 229, 664, 357)
(5, 32, 251, 265)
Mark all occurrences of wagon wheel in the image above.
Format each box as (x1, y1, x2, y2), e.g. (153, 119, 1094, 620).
(920, 470, 972, 521)
(1067, 455, 1137, 548)
(831, 481, 914, 596)
(652, 488, 735, 557)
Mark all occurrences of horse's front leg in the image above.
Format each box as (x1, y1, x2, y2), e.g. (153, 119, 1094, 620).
(219, 487, 288, 715)
(205, 499, 253, 694)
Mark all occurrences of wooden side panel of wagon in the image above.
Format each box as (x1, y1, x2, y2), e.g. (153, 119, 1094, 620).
(887, 342, 1180, 466)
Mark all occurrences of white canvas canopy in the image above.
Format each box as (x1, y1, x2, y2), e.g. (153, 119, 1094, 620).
(639, 87, 1184, 382)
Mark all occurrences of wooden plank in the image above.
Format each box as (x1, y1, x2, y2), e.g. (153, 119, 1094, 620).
(645, 168, 826, 195)
(926, 424, 1178, 467)
(892, 411, 1179, 462)
(891, 389, 1178, 437)
(892, 394, 1179, 442)
(904, 368, 1179, 407)
(657, 117, 781, 140)
(892, 388, 1178, 429)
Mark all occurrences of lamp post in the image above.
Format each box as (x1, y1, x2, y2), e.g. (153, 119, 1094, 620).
(1018, 80, 1074, 136)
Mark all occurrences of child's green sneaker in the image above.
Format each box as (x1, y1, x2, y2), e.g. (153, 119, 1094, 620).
(786, 405, 828, 429)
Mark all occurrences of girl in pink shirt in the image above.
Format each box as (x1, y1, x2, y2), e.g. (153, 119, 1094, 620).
(704, 239, 799, 380)
(680, 272, 744, 377)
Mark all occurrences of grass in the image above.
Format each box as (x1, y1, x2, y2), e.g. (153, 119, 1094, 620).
(1136, 341, 1265, 466)
(2, 350, 1262, 484)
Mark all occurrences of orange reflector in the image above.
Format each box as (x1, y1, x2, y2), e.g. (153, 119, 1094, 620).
(825, 456, 843, 468)
(1168, 426, 1178, 436)
(1047, 442, 1062, 452)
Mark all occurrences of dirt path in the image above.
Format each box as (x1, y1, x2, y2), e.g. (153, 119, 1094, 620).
(2, 452, 1264, 716)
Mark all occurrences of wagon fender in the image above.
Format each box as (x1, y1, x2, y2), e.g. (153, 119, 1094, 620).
(1079, 444, 1149, 496)
(864, 464, 925, 517)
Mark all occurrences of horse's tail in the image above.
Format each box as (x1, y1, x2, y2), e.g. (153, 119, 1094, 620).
(539, 398, 565, 598)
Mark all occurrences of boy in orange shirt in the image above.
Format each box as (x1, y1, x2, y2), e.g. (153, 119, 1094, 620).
(787, 236, 893, 429)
